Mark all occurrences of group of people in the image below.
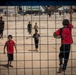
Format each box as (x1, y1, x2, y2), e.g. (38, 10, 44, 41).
(0, 16, 40, 67)
(27, 22, 40, 52)
(0, 16, 73, 73)
(27, 22, 38, 34)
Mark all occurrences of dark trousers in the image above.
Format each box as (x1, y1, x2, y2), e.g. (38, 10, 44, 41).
(59, 44, 71, 70)
(28, 28, 32, 34)
(7, 54, 13, 61)
(35, 29, 37, 32)
(0, 30, 3, 38)
(35, 40, 39, 48)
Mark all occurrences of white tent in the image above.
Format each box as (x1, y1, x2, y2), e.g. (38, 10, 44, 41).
(58, 6, 67, 10)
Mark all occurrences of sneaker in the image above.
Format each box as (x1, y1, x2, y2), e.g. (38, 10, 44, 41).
(62, 68, 66, 72)
(57, 66, 62, 73)
(9, 65, 13, 67)
(62, 65, 66, 72)
(35, 50, 38, 52)
(35, 49, 38, 52)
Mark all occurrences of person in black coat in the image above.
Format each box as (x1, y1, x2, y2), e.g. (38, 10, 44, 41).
(0, 16, 4, 38)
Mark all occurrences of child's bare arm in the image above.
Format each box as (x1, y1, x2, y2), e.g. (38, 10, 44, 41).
(14, 44, 17, 52)
(53, 32, 57, 38)
(4, 45, 6, 54)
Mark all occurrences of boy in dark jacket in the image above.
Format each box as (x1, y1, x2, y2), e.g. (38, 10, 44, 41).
(4, 35, 17, 67)
(33, 30, 40, 52)
(27, 22, 32, 34)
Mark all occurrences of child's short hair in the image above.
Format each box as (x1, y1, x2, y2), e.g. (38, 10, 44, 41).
(35, 22, 37, 24)
(62, 19, 69, 26)
(8, 35, 13, 39)
(35, 29, 38, 32)
(0, 16, 2, 19)
(29, 21, 30, 23)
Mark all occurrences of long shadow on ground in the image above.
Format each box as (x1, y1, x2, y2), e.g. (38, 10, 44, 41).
(0, 64, 8, 68)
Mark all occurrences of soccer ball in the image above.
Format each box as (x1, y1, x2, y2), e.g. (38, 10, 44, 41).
(53, 32, 61, 39)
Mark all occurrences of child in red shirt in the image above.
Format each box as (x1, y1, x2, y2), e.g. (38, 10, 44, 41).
(4, 35, 17, 67)
(53, 19, 73, 73)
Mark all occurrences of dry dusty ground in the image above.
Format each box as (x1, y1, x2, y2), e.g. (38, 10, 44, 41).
(0, 13, 76, 75)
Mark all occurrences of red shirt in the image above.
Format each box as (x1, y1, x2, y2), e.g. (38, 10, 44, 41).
(5, 40, 15, 54)
(55, 24, 73, 44)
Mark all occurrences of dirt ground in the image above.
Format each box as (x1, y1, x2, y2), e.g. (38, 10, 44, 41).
(0, 13, 76, 75)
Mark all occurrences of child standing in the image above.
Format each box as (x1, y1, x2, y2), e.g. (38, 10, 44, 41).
(53, 19, 73, 73)
(34, 22, 38, 32)
(27, 21, 32, 34)
(4, 35, 17, 67)
(33, 30, 40, 52)
(0, 16, 4, 39)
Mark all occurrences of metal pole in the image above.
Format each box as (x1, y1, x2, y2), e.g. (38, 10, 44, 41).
(70, 6, 72, 24)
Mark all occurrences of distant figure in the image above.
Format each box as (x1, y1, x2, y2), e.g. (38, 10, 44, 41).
(4, 35, 17, 67)
(34, 22, 38, 31)
(33, 30, 40, 52)
(59, 11, 61, 16)
(48, 12, 51, 17)
(0, 16, 4, 38)
(52, 11, 54, 15)
(19, 6, 22, 11)
(47, 6, 51, 17)
(27, 22, 32, 34)
(62, 11, 64, 15)
(66, 10, 68, 14)
(53, 19, 73, 73)
(4, 11, 7, 16)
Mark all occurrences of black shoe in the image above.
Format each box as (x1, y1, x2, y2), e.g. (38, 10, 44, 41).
(62, 65, 66, 72)
(62, 68, 66, 72)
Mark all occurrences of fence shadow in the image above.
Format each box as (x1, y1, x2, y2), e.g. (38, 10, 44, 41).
(28, 50, 37, 52)
(0, 64, 8, 68)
